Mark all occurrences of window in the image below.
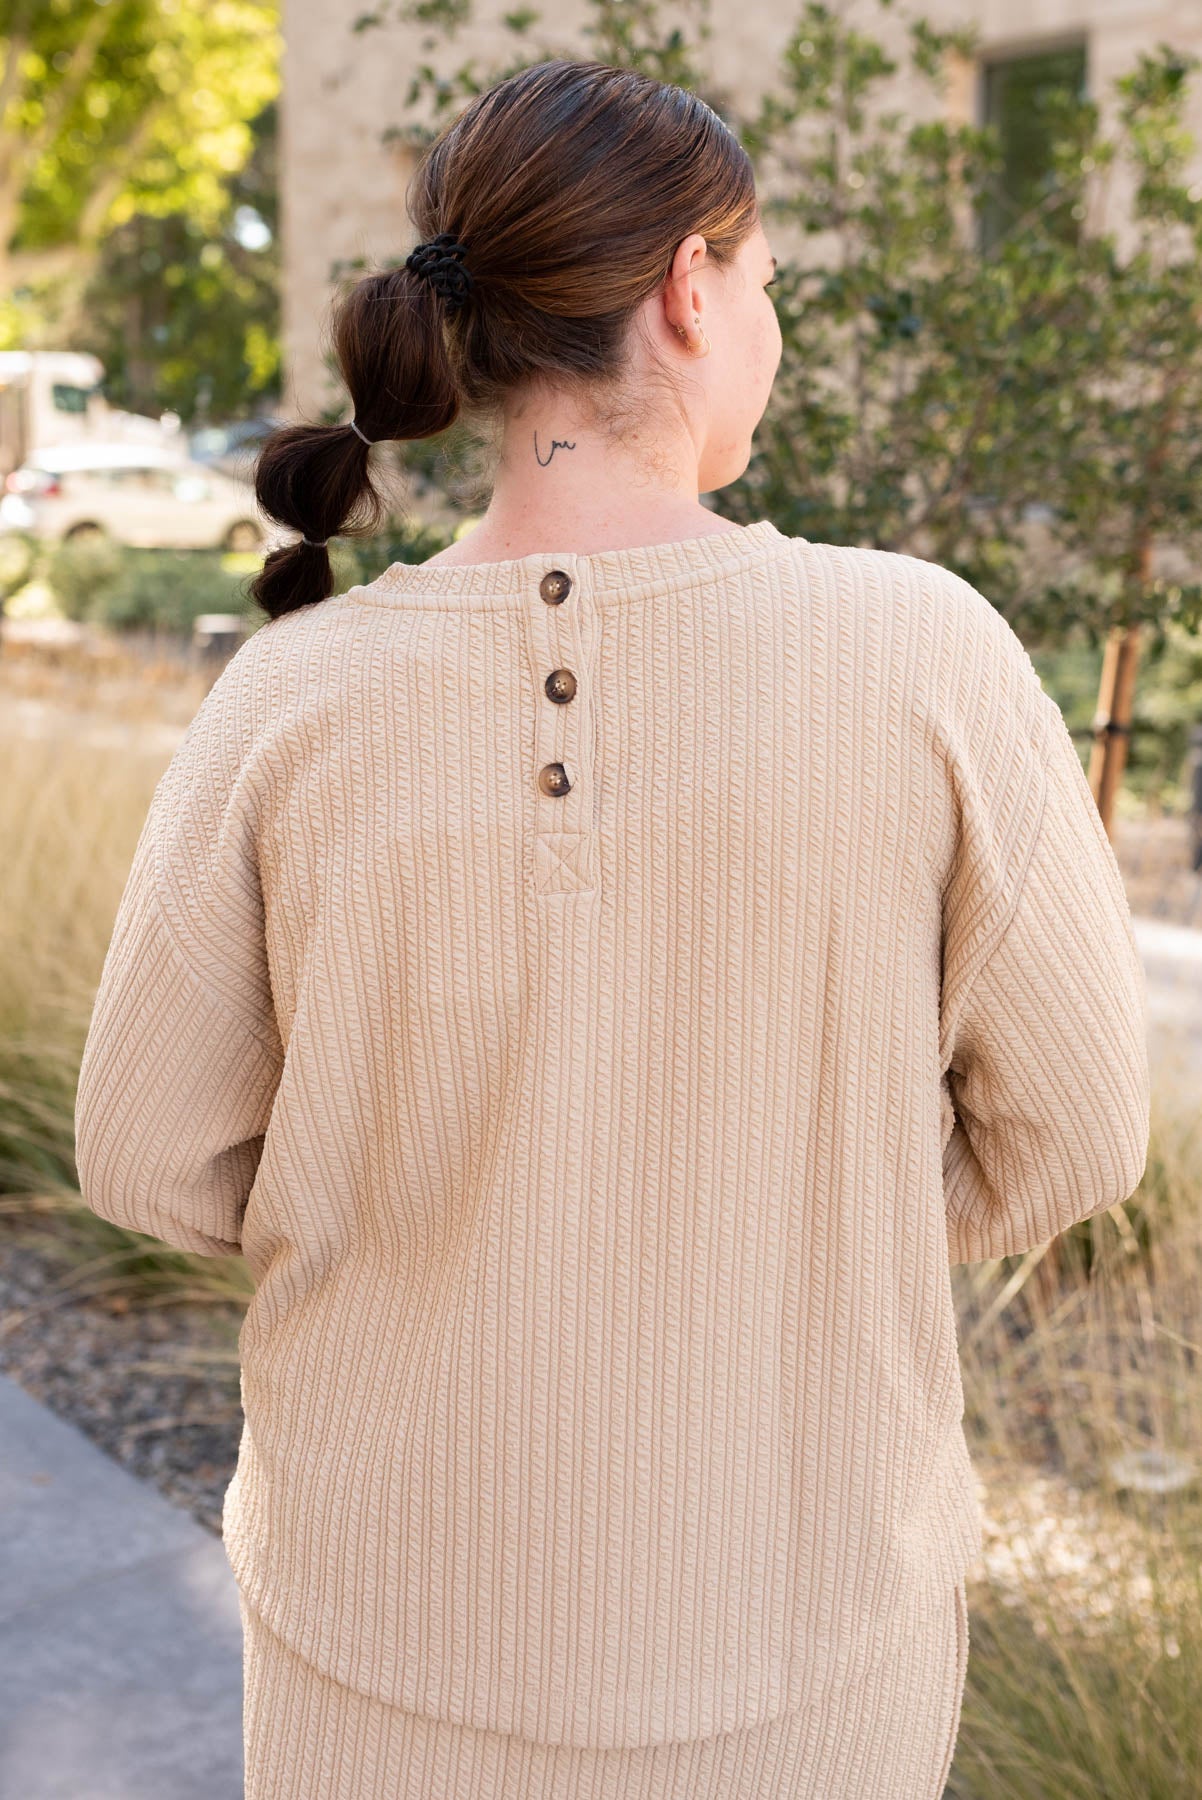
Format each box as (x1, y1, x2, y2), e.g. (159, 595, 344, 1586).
(51, 383, 96, 415)
(978, 43, 1088, 252)
(118, 467, 172, 490)
(85, 467, 139, 487)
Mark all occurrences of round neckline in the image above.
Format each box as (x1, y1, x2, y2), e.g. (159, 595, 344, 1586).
(352, 518, 796, 611)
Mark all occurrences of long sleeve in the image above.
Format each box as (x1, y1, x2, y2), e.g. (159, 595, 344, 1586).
(74, 649, 284, 1258)
(939, 680, 1151, 1264)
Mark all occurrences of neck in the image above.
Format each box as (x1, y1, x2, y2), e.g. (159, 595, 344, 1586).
(463, 384, 723, 557)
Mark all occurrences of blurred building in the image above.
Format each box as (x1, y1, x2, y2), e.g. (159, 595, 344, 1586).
(280, 0, 1202, 418)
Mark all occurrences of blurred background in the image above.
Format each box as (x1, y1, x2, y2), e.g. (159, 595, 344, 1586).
(2, 2, 1202, 1796)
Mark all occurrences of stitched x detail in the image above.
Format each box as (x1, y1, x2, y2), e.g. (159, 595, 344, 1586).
(535, 832, 597, 894)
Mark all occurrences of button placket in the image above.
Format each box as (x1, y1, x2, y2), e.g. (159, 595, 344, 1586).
(523, 564, 598, 895)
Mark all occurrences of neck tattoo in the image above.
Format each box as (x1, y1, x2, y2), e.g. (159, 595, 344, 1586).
(533, 428, 577, 467)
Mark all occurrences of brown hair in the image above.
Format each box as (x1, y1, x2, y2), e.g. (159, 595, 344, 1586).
(249, 57, 758, 619)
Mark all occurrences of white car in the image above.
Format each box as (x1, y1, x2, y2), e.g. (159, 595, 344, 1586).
(0, 441, 275, 552)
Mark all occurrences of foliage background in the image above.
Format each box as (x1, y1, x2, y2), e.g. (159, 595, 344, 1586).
(0, 0, 281, 418)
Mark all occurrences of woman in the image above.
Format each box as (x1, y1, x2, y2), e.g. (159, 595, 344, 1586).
(74, 55, 1151, 1800)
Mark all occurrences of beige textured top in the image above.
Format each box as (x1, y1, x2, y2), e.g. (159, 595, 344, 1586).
(74, 519, 1151, 1749)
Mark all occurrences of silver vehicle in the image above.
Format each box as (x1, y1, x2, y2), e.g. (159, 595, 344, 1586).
(0, 441, 273, 551)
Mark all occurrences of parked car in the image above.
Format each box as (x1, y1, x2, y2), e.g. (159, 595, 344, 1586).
(187, 415, 283, 482)
(0, 441, 277, 551)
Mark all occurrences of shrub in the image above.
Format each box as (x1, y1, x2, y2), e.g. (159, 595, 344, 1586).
(47, 539, 256, 633)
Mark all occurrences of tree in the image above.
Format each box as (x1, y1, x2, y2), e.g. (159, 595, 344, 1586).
(0, 0, 280, 350)
(726, 7, 1202, 830)
(75, 97, 280, 421)
(1029, 49, 1202, 825)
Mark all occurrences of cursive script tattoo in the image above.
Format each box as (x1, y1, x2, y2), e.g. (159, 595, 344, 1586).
(533, 429, 577, 467)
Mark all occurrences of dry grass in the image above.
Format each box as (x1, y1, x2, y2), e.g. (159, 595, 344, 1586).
(950, 1102, 1200, 1795)
(0, 655, 253, 1303)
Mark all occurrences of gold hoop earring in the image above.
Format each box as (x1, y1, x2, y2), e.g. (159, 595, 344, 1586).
(676, 323, 710, 356)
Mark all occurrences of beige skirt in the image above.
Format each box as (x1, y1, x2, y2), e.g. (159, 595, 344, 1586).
(240, 1574, 969, 1800)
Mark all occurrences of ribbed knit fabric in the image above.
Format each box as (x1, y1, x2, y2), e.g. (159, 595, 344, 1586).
(73, 518, 1151, 1752)
(236, 1575, 969, 1798)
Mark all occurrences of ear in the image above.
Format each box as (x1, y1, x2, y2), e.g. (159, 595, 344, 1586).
(663, 231, 709, 338)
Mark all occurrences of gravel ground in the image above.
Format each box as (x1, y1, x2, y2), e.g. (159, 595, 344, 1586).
(0, 1217, 245, 1536)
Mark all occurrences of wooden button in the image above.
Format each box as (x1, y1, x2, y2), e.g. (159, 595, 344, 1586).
(544, 668, 576, 703)
(539, 569, 572, 604)
(538, 761, 571, 796)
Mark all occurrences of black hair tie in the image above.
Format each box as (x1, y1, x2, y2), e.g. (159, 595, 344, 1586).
(405, 232, 473, 312)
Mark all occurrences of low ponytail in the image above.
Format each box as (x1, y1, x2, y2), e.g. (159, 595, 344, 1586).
(248, 261, 462, 620)
(248, 58, 759, 621)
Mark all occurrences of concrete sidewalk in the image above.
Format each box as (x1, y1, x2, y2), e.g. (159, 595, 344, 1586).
(0, 1373, 243, 1800)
